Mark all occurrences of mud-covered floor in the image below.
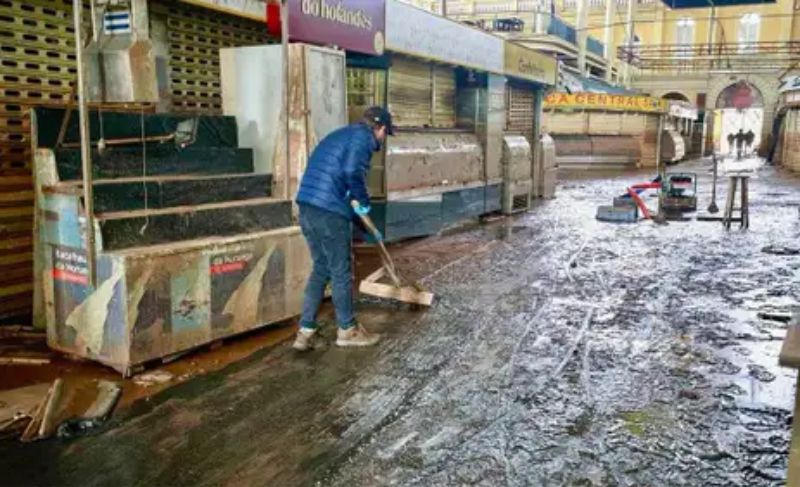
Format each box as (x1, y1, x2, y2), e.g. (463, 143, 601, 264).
(1, 158, 798, 486)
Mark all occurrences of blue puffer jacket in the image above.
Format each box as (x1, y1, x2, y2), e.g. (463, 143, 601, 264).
(296, 123, 378, 219)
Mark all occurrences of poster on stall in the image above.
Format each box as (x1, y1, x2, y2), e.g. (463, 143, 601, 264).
(51, 245, 90, 328)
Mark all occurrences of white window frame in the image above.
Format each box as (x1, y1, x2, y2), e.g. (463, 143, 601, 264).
(675, 17, 695, 58)
(738, 13, 760, 54)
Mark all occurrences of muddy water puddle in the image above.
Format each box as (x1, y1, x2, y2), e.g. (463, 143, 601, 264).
(1, 159, 797, 487)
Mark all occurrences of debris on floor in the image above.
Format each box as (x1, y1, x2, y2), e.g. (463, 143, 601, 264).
(57, 380, 122, 439)
(0, 382, 51, 440)
(133, 370, 175, 387)
(0, 378, 122, 442)
(761, 245, 800, 256)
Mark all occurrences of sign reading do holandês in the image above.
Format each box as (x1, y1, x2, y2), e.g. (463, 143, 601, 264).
(289, 0, 386, 56)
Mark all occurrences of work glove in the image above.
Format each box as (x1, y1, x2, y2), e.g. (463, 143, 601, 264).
(353, 203, 371, 217)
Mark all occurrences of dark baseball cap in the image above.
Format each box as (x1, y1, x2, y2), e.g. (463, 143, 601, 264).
(364, 106, 395, 135)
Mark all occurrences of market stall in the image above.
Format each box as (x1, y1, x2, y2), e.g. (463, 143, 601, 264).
(502, 42, 558, 210)
(542, 92, 668, 170)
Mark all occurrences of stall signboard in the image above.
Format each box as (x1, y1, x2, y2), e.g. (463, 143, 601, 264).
(288, 0, 386, 56)
(668, 101, 698, 120)
(544, 92, 668, 113)
(386, 0, 504, 73)
(504, 42, 557, 86)
(180, 0, 265, 20)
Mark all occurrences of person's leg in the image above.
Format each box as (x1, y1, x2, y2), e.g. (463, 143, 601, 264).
(315, 211, 381, 347)
(316, 212, 355, 329)
(298, 206, 330, 330)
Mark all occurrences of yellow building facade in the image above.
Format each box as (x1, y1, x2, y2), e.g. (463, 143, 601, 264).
(403, 0, 800, 155)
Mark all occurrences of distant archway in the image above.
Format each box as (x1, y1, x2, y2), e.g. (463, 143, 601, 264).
(715, 80, 763, 109)
(662, 92, 689, 102)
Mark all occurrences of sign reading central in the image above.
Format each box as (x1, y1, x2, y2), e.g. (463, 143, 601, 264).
(288, 0, 386, 56)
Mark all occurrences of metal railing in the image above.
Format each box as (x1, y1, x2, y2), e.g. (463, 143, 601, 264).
(619, 41, 800, 72)
(547, 14, 577, 43)
(561, 0, 657, 9)
(587, 36, 605, 57)
(447, 6, 607, 59)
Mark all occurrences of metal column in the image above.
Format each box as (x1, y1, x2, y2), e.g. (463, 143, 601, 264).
(603, 0, 616, 82)
(623, 0, 635, 88)
(576, 0, 589, 75)
(73, 0, 97, 288)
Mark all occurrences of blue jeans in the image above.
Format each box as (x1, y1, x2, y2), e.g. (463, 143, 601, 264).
(298, 204, 354, 330)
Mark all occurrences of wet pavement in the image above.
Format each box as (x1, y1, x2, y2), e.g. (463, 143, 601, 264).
(1, 158, 798, 486)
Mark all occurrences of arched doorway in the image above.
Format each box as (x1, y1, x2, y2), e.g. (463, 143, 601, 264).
(662, 92, 689, 102)
(713, 80, 764, 156)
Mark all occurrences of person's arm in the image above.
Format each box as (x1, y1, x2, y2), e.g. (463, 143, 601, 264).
(343, 132, 373, 210)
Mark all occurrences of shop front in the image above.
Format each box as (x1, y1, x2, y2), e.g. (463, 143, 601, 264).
(542, 92, 668, 170)
(367, 0, 507, 241)
(502, 42, 557, 210)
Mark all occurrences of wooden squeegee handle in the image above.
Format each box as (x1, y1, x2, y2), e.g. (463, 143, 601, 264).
(350, 200, 403, 288)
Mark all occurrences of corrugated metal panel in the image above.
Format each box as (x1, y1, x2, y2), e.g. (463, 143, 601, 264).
(543, 111, 587, 134)
(388, 56, 432, 128)
(0, 0, 76, 320)
(0, 0, 267, 320)
(620, 113, 646, 135)
(0, 0, 77, 173)
(151, 1, 269, 114)
(588, 112, 622, 135)
(506, 85, 535, 139)
(432, 65, 455, 128)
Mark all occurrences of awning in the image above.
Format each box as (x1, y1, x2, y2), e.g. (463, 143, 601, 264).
(660, 0, 775, 9)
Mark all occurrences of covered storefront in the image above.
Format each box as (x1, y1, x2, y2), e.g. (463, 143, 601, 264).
(542, 92, 668, 170)
(776, 75, 800, 171)
(502, 42, 558, 210)
(663, 100, 699, 162)
(368, 0, 508, 241)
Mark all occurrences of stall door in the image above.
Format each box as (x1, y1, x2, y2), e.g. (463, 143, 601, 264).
(388, 57, 433, 128)
(506, 85, 536, 140)
(432, 66, 456, 128)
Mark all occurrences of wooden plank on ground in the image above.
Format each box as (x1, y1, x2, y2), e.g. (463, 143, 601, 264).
(0, 383, 50, 425)
(359, 281, 435, 307)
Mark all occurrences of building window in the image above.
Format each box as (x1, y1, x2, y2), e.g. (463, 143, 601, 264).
(738, 13, 760, 53)
(676, 17, 695, 58)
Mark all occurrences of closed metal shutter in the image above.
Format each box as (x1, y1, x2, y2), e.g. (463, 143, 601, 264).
(588, 112, 622, 134)
(388, 56, 432, 128)
(0, 0, 266, 320)
(506, 85, 535, 139)
(0, 0, 78, 319)
(150, 1, 268, 114)
(543, 111, 587, 135)
(432, 65, 455, 128)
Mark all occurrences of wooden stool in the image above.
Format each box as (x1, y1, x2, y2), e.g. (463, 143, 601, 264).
(723, 175, 750, 229)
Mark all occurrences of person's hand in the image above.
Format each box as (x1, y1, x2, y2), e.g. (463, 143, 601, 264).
(353, 203, 371, 217)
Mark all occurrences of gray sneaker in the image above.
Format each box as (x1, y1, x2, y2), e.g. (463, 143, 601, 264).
(336, 323, 380, 347)
(292, 327, 317, 351)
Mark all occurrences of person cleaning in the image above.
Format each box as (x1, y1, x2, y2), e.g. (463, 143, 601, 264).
(292, 106, 394, 351)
